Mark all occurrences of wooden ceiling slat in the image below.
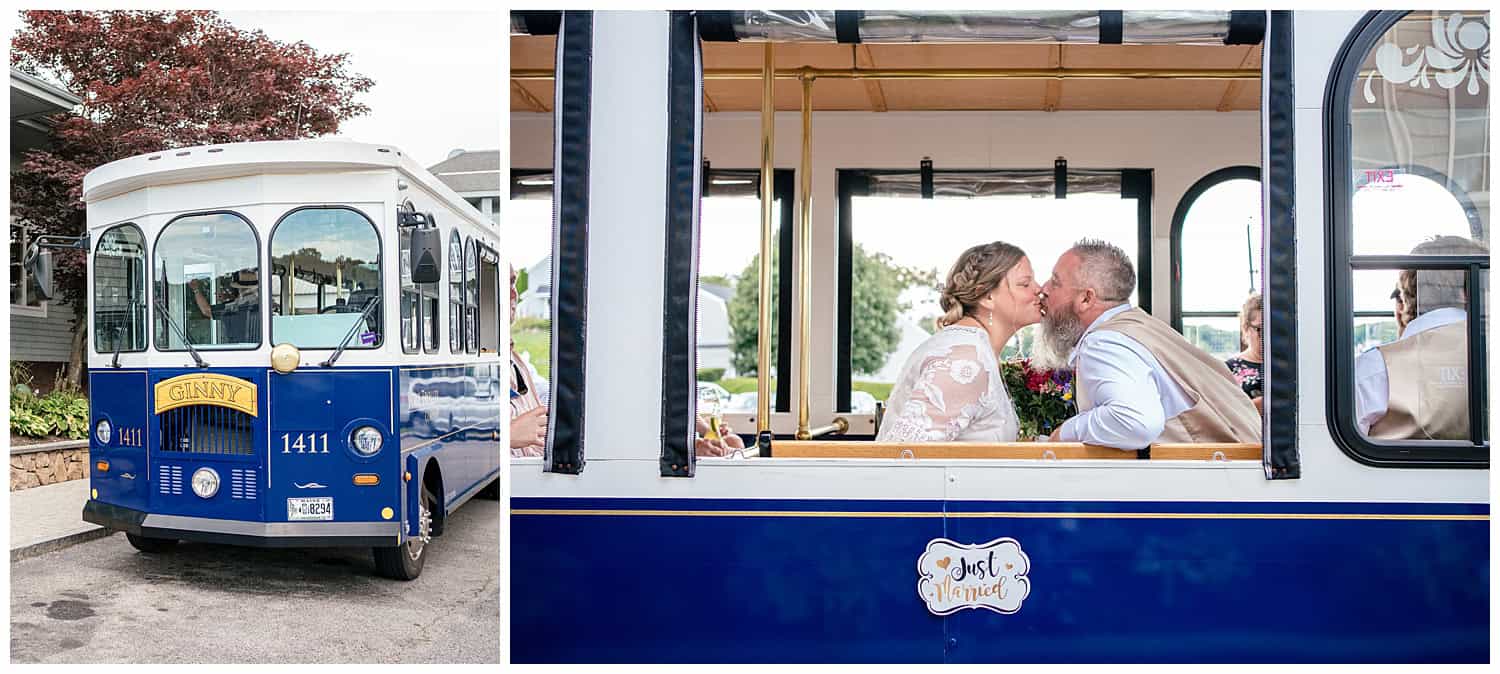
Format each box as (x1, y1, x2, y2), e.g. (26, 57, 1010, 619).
(1216, 46, 1262, 112)
(1042, 45, 1063, 113)
(855, 45, 890, 113)
(510, 36, 1266, 113)
(511, 80, 549, 113)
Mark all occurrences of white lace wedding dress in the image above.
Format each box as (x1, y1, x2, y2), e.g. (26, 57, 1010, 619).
(876, 325, 1019, 443)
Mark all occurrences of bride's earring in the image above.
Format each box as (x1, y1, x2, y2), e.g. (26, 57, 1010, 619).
(988, 309, 994, 327)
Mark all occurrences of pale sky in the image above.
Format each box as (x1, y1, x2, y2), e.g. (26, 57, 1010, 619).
(220, 10, 503, 169)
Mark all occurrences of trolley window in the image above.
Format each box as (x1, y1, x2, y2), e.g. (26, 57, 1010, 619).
(450, 229, 465, 353)
(837, 168, 1149, 414)
(269, 207, 382, 349)
(421, 261, 440, 354)
(399, 227, 419, 354)
(507, 169, 794, 412)
(1171, 167, 1262, 358)
(94, 223, 147, 354)
(153, 211, 261, 351)
(465, 236, 479, 353)
(1328, 10, 1489, 466)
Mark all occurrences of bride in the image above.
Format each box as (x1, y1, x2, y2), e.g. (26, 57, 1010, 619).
(876, 241, 1043, 443)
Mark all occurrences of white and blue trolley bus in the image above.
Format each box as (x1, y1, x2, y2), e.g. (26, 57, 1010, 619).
(508, 9, 1489, 661)
(27, 140, 504, 580)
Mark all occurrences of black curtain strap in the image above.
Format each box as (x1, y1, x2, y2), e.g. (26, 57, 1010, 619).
(835, 10, 863, 44)
(1098, 11, 1124, 45)
(546, 11, 595, 475)
(1226, 10, 1268, 45)
(919, 158, 934, 199)
(514, 10, 561, 36)
(696, 10, 738, 42)
(1054, 158, 1068, 199)
(660, 10, 701, 478)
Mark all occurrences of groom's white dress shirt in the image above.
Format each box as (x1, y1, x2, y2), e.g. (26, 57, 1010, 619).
(1055, 304, 1194, 449)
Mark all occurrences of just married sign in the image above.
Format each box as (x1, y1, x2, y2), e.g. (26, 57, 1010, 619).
(917, 537, 1032, 615)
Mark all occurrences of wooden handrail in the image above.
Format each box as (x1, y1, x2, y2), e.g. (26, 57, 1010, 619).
(773, 441, 1261, 461)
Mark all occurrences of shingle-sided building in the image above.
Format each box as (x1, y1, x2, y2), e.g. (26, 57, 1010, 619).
(10, 69, 83, 385)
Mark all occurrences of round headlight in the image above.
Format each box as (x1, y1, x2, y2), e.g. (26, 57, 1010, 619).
(270, 343, 301, 374)
(95, 419, 112, 445)
(191, 467, 220, 499)
(352, 426, 384, 456)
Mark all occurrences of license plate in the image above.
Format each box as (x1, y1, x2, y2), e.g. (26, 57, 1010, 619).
(287, 497, 333, 521)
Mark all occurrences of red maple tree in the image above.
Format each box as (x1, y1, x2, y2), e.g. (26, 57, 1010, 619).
(11, 10, 374, 387)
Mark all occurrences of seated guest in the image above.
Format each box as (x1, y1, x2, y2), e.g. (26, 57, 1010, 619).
(1224, 293, 1264, 413)
(509, 265, 548, 457)
(695, 416, 745, 457)
(1391, 273, 1416, 337)
(1356, 235, 1484, 440)
(1037, 239, 1260, 449)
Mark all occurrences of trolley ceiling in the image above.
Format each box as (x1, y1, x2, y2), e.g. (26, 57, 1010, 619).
(510, 37, 1262, 113)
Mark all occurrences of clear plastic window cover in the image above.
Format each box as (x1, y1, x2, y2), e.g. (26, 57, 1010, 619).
(724, 11, 1237, 45)
(864, 169, 1121, 198)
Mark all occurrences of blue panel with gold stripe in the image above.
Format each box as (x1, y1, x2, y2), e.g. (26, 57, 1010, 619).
(510, 497, 1488, 663)
(397, 363, 504, 507)
(86, 364, 501, 542)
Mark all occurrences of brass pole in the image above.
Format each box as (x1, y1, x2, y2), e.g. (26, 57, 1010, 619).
(512, 66, 1261, 82)
(756, 43, 775, 444)
(795, 72, 814, 441)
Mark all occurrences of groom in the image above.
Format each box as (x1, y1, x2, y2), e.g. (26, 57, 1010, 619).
(1035, 239, 1261, 449)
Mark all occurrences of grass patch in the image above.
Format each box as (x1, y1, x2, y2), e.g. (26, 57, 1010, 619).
(719, 377, 768, 394)
(512, 328, 551, 380)
(851, 380, 894, 402)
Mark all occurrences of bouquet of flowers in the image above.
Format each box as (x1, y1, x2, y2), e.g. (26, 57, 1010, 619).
(999, 358, 1077, 439)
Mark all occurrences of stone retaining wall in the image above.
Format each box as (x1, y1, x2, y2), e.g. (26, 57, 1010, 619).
(10, 444, 89, 491)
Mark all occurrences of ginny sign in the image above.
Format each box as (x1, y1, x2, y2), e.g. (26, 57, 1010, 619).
(153, 373, 258, 416)
(917, 537, 1031, 615)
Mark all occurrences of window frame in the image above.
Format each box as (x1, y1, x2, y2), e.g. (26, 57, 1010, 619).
(399, 225, 419, 355)
(465, 236, 479, 354)
(10, 222, 49, 317)
(1324, 9, 1489, 468)
(1169, 165, 1262, 332)
(267, 205, 384, 350)
(835, 167, 1154, 415)
(92, 222, 149, 354)
(449, 228, 465, 353)
(151, 209, 264, 352)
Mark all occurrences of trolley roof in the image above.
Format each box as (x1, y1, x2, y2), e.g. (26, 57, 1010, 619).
(81, 139, 493, 231)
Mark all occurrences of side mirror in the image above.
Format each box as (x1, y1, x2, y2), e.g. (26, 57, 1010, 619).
(23, 244, 56, 301)
(410, 222, 442, 284)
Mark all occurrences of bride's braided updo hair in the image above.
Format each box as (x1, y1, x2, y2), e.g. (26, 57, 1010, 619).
(937, 241, 1026, 329)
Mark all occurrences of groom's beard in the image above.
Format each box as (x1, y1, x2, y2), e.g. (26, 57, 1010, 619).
(1032, 304, 1085, 371)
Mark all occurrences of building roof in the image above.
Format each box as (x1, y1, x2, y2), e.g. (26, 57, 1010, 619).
(429, 149, 501, 195)
(11, 68, 82, 154)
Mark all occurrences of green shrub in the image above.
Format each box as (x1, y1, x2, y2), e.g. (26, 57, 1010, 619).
(9, 388, 89, 439)
(695, 368, 725, 383)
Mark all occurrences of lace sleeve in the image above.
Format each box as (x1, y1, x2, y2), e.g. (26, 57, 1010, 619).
(880, 344, 993, 443)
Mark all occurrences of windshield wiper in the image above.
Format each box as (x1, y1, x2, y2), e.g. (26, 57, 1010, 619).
(154, 295, 208, 368)
(321, 297, 380, 368)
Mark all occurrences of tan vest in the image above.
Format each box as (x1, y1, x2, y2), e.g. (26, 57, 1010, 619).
(1075, 308, 1262, 444)
(1370, 320, 1468, 441)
